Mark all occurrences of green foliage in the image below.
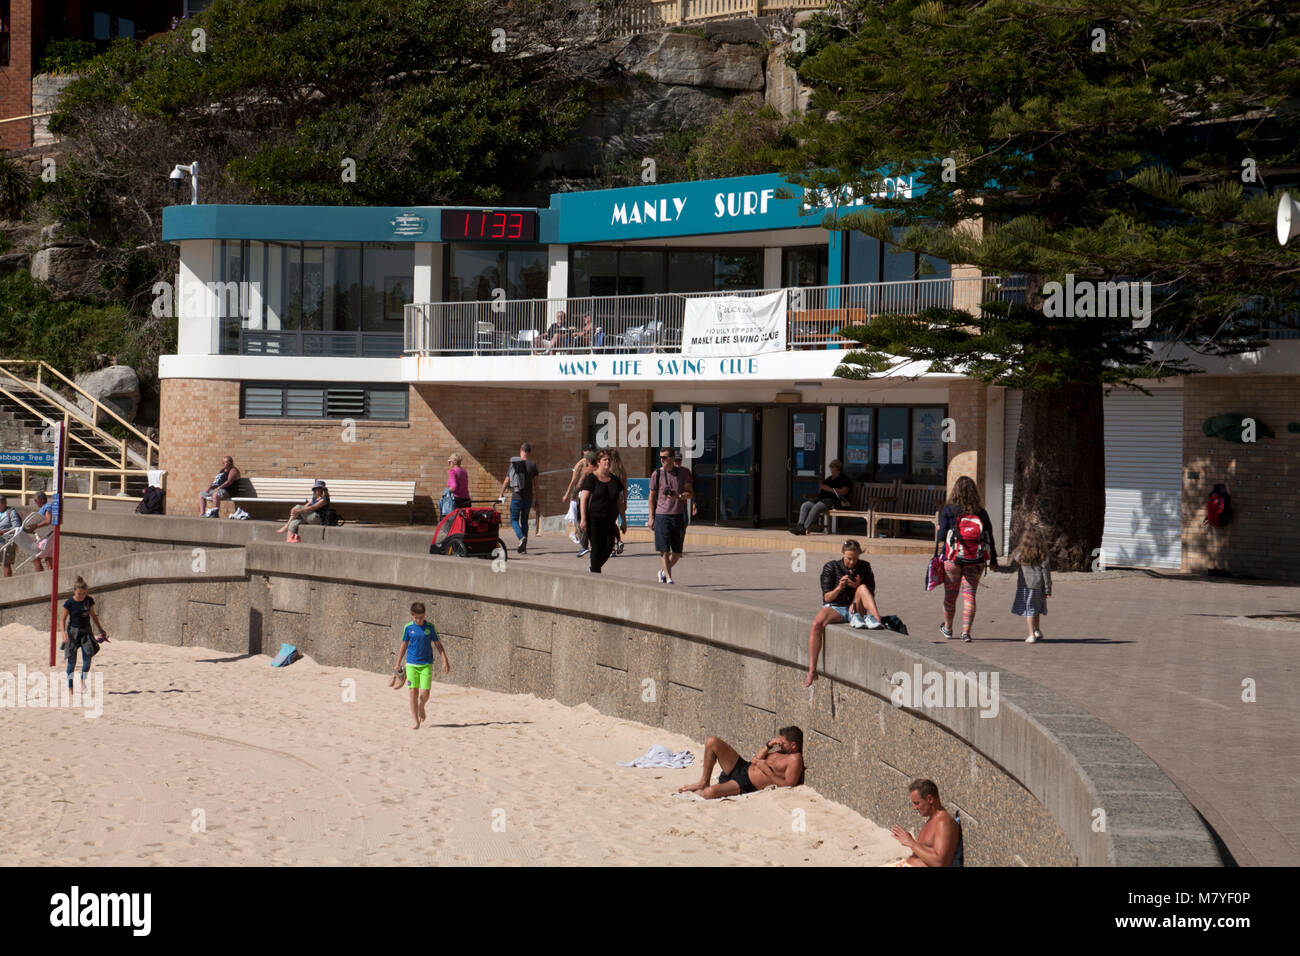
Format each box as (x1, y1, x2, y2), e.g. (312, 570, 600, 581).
(0, 273, 170, 383)
(49, 0, 584, 216)
(596, 96, 791, 188)
(686, 97, 791, 180)
(35, 38, 99, 75)
(0, 158, 33, 220)
(778, 0, 1300, 389)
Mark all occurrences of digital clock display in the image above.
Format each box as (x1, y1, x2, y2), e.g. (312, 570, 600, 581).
(440, 209, 538, 242)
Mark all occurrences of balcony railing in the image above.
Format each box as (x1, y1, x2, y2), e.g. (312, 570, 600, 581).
(403, 277, 1014, 356)
(603, 1, 832, 37)
(219, 319, 404, 357)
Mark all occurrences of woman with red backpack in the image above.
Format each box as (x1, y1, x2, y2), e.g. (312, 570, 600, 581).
(935, 476, 1000, 643)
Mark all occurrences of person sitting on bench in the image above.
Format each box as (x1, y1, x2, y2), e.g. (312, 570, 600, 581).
(791, 459, 852, 535)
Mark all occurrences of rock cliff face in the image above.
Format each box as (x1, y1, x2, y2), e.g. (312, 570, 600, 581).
(535, 20, 810, 184)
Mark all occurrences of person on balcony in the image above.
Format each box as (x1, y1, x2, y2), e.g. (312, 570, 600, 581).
(569, 313, 595, 351)
(535, 310, 568, 354)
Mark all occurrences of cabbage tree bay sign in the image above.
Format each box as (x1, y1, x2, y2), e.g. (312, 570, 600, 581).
(682, 291, 786, 357)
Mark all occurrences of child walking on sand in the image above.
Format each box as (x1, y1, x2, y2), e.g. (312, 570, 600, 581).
(61, 576, 109, 691)
(391, 602, 451, 729)
(1008, 524, 1052, 643)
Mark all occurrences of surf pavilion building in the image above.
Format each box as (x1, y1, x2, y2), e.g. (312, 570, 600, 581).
(158, 172, 1299, 578)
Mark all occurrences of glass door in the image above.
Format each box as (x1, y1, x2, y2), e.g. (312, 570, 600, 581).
(690, 407, 719, 523)
(718, 409, 756, 525)
(791, 410, 824, 516)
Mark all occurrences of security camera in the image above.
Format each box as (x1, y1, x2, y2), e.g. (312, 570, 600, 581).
(170, 165, 188, 180)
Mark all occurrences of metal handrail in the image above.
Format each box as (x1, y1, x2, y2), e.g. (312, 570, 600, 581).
(403, 277, 1013, 356)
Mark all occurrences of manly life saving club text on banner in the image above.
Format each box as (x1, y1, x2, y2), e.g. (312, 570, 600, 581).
(682, 291, 786, 357)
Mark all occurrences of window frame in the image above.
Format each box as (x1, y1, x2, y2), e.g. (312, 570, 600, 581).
(240, 383, 409, 422)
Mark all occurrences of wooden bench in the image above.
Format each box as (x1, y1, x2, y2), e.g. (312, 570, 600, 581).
(827, 480, 899, 534)
(230, 478, 418, 524)
(868, 483, 946, 539)
(789, 308, 867, 349)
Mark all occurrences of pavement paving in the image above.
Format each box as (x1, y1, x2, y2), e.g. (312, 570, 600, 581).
(514, 526, 1300, 867)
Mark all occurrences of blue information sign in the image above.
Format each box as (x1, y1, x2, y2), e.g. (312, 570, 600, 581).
(0, 451, 56, 466)
(625, 478, 651, 528)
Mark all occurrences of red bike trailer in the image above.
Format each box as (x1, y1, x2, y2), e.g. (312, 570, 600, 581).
(430, 499, 507, 561)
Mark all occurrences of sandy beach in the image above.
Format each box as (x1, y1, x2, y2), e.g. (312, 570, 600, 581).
(0, 623, 899, 866)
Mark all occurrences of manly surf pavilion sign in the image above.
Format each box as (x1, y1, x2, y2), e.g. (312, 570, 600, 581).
(550, 172, 919, 244)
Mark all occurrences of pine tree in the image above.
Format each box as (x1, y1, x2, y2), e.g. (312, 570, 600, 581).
(778, 0, 1300, 569)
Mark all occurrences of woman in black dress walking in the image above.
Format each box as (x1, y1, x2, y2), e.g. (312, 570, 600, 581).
(578, 450, 626, 573)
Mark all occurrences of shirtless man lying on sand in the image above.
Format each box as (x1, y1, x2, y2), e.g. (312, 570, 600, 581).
(677, 727, 804, 799)
(889, 778, 963, 866)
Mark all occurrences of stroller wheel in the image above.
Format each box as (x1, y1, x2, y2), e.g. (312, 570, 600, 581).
(446, 537, 469, 557)
(492, 538, 508, 561)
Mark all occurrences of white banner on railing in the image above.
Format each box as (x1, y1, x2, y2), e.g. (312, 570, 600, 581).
(682, 291, 786, 356)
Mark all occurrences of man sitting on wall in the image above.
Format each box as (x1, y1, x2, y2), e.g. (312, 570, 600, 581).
(890, 778, 963, 867)
(806, 538, 885, 686)
(676, 727, 804, 799)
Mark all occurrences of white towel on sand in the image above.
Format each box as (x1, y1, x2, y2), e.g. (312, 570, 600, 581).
(618, 745, 694, 769)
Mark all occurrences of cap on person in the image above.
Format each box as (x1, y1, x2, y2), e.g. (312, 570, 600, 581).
(312, 479, 326, 489)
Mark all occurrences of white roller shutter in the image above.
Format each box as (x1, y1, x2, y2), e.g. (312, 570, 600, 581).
(1000, 387, 1182, 569)
(1100, 389, 1183, 569)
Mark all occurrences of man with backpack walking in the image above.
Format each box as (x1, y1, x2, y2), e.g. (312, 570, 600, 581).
(499, 443, 540, 554)
(648, 448, 693, 585)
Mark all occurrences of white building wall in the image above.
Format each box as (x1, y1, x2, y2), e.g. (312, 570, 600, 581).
(176, 239, 217, 356)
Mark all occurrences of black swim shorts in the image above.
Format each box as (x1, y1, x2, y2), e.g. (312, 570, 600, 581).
(718, 757, 758, 795)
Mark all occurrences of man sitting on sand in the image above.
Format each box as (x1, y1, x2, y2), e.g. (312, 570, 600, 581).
(889, 778, 963, 866)
(677, 727, 804, 799)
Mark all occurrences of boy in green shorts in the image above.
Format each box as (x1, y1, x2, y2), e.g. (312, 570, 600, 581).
(391, 602, 451, 729)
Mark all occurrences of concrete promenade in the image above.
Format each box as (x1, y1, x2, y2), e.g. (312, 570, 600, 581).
(520, 528, 1299, 866)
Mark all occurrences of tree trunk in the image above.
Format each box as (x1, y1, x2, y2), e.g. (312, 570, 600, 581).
(1009, 383, 1105, 571)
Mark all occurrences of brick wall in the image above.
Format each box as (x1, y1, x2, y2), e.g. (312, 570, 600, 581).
(159, 380, 587, 523)
(0, 1, 34, 151)
(1182, 374, 1300, 581)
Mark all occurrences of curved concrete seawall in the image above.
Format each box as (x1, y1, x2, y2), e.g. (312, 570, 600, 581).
(0, 513, 1221, 866)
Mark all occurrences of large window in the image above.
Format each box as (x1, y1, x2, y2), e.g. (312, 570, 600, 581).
(840, 405, 948, 484)
(571, 248, 762, 297)
(241, 383, 408, 421)
(446, 244, 546, 301)
(217, 240, 412, 354)
(783, 246, 828, 287)
(845, 231, 952, 285)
